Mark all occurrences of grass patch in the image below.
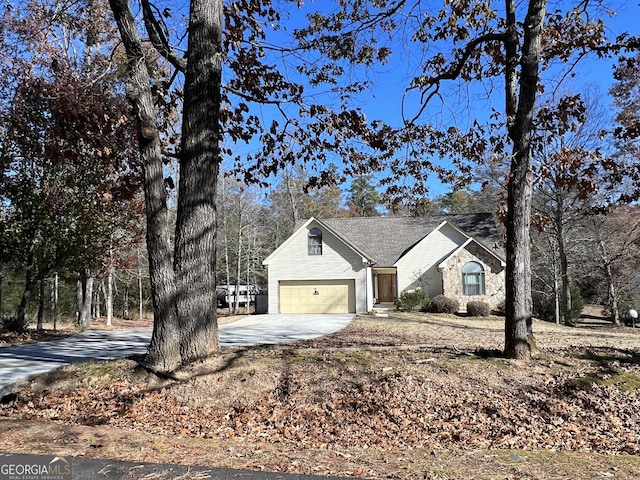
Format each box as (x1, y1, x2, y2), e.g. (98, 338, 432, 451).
(571, 372, 640, 392)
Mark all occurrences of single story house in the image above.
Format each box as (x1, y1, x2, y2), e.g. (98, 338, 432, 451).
(262, 214, 506, 314)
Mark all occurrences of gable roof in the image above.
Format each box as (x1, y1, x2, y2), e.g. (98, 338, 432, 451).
(317, 213, 504, 267)
(262, 217, 372, 266)
(438, 238, 507, 269)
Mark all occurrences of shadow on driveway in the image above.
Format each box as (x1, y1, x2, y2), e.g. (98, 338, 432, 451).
(0, 314, 353, 396)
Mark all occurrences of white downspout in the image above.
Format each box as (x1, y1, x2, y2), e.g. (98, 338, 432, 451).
(366, 265, 375, 313)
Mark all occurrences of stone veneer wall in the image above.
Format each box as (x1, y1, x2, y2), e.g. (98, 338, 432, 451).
(440, 243, 505, 311)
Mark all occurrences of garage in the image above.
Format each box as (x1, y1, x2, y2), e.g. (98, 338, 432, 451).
(279, 280, 356, 314)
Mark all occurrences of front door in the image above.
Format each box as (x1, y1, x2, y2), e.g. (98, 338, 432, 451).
(377, 274, 394, 302)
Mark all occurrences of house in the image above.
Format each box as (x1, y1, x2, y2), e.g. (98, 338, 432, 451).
(262, 214, 506, 314)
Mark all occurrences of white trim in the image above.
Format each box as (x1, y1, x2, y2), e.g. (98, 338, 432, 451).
(262, 218, 316, 266)
(437, 237, 506, 269)
(263, 217, 372, 266)
(393, 221, 448, 266)
(366, 265, 374, 312)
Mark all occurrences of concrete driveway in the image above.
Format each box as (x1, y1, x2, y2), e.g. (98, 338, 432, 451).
(0, 314, 353, 397)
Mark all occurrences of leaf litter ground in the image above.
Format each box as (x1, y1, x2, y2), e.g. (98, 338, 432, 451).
(1, 312, 640, 479)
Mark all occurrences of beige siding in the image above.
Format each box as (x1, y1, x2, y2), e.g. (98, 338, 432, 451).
(395, 224, 467, 299)
(266, 222, 368, 313)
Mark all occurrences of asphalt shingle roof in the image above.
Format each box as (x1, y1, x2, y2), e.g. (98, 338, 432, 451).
(318, 213, 504, 267)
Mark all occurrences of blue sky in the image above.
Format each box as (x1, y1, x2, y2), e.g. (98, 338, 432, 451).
(224, 0, 640, 203)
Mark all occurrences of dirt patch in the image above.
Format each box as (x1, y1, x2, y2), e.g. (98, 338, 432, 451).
(1, 313, 640, 479)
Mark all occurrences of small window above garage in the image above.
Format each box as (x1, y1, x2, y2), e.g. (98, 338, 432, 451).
(308, 228, 322, 255)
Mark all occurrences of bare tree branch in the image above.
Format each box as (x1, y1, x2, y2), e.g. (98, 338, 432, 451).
(141, 0, 187, 72)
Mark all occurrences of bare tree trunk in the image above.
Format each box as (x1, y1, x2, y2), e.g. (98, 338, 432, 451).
(109, 0, 181, 371)
(138, 262, 144, 320)
(171, 0, 223, 363)
(234, 209, 242, 315)
(600, 239, 621, 325)
(17, 266, 35, 329)
(123, 280, 130, 320)
(504, 0, 546, 360)
(246, 232, 251, 315)
(77, 271, 93, 329)
(36, 278, 45, 331)
(285, 171, 299, 224)
(106, 267, 114, 326)
(50, 273, 58, 331)
(608, 266, 620, 326)
(95, 280, 102, 319)
(223, 179, 232, 313)
(555, 195, 573, 325)
(553, 268, 560, 325)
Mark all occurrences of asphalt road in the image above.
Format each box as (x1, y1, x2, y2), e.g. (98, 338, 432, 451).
(0, 452, 353, 480)
(0, 314, 353, 397)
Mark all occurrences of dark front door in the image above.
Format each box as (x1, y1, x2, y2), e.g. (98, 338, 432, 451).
(378, 274, 394, 302)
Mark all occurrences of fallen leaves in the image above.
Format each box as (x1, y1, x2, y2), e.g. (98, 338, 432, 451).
(1, 314, 639, 479)
(2, 345, 639, 459)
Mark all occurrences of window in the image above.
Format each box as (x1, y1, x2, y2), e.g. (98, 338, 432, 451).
(462, 261, 485, 295)
(308, 228, 322, 255)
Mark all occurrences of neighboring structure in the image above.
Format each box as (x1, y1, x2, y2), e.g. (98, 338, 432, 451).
(216, 284, 259, 307)
(262, 214, 506, 314)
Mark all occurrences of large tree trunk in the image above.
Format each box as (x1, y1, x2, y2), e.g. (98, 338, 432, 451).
(173, 0, 222, 362)
(109, 0, 181, 371)
(504, 0, 547, 360)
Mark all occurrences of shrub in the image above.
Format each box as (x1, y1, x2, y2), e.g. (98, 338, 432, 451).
(467, 300, 491, 317)
(428, 295, 459, 314)
(569, 284, 584, 322)
(532, 292, 555, 322)
(618, 290, 640, 325)
(1, 314, 29, 333)
(493, 299, 506, 315)
(533, 285, 585, 324)
(395, 289, 429, 312)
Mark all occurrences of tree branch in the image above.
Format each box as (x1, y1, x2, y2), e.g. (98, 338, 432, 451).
(405, 32, 507, 122)
(418, 33, 507, 87)
(140, 0, 187, 72)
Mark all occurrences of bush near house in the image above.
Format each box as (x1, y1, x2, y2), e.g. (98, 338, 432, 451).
(467, 301, 490, 317)
(428, 295, 459, 314)
(395, 289, 430, 312)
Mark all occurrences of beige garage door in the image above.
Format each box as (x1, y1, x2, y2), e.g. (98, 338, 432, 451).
(279, 280, 355, 314)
